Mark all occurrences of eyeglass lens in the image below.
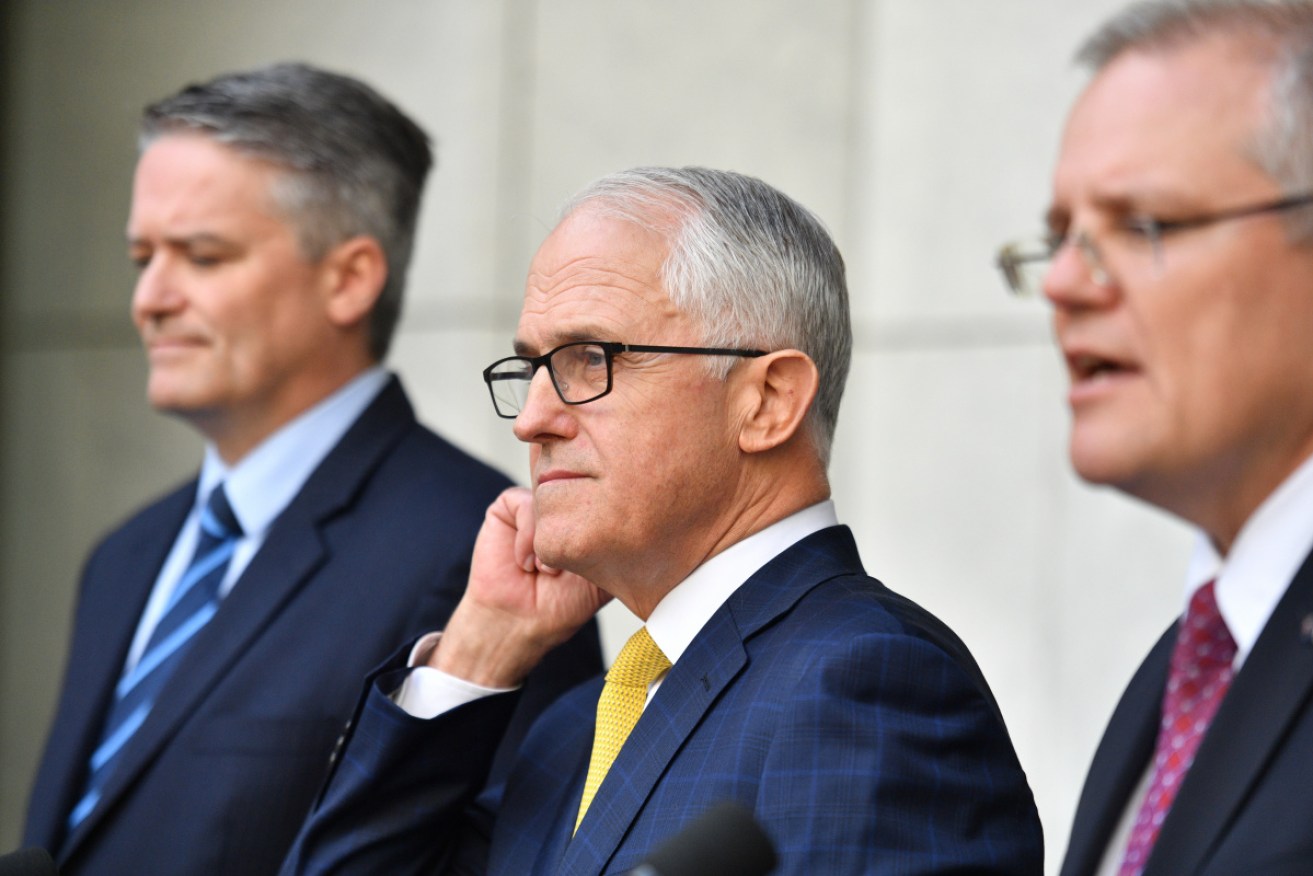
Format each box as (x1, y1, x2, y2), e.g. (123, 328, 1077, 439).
(486, 342, 613, 416)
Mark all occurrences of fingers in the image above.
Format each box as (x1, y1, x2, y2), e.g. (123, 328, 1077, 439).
(508, 489, 538, 572)
(487, 485, 564, 575)
(488, 485, 531, 525)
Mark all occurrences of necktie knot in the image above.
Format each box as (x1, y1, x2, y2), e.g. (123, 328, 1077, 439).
(606, 625, 671, 689)
(201, 484, 243, 541)
(1174, 578, 1235, 673)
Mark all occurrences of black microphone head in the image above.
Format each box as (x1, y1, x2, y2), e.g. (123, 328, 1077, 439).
(634, 801, 777, 876)
(0, 848, 57, 876)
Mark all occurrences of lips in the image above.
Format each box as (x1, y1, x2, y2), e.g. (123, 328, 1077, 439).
(536, 469, 586, 487)
(1069, 352, 1130, 382)
(142, 329, 208, 354)
(1061, 343, 1143, 409)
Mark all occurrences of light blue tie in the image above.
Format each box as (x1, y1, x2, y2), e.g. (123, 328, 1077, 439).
(68, 484, 242, 832)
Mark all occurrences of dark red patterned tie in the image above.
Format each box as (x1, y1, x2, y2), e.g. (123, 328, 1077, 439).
(1118, 580, 1236, 876)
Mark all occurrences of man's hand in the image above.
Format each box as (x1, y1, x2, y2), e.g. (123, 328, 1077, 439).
(431, 487, 610, 687)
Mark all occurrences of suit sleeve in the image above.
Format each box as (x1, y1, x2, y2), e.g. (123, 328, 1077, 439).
(756, 630, 1044, 875)
(279, 665, 520, 876)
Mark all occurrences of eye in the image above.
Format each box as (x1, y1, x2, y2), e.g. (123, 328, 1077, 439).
(1118, 215, 1160, 239)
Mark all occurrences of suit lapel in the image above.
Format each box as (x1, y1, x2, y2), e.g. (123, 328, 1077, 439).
(1145, 554, 1313, 876)
(557, 526, 865, 874)
(1059, 626, 1173, 876)
(62, 378, 417, 858)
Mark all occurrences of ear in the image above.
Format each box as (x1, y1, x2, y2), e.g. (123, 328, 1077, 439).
(735, 350, 819, 455)
(320, 235, 388, 329)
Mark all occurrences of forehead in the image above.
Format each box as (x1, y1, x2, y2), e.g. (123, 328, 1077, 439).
(516, 207, 686, 352)
(1054, 38, 1277, 207)
(129, 133, 288, 233)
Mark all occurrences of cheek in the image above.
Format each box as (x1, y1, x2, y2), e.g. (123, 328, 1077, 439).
(1129, 282, 1217, 399)
(627, 419, 736, 508)
(225, 280, 321, 357)
(1137, 284, 1288, 446)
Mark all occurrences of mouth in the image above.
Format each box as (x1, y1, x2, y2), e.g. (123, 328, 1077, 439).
(1063, 348, 1141, 406)
(536, 469, 586, 488)
(1069, 352, 1131, 382)
(144, 333, 207, 354)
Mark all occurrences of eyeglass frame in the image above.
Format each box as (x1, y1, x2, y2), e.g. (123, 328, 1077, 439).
(996, 190, 1313, 297)
(482, 340, 768, 419)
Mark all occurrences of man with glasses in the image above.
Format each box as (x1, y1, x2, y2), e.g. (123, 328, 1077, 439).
(998, 2, 1313, 874)
(283, 167, 1044, 874)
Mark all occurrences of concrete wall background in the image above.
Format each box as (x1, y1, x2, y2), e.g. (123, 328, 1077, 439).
(0, 2, 1195, 869)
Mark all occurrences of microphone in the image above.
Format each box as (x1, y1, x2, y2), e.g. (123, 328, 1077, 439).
(629, 801, 777, 876)
(0, 848, 57, 876)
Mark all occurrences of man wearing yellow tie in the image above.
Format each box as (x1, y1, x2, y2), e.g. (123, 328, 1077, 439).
(283, 167, 1044, 875)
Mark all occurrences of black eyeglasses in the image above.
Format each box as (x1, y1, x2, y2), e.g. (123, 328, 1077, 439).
(996, 191, 1313, 297)
(482, 341, 767, 419)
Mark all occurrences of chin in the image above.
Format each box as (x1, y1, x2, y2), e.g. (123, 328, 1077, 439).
(147, 384, 220, 420)
(148, 390, 198, 414)
(535, 523, 607, 580)
(1069, 435, 1139, 489)
(530, 524, 574, 568)
(1068, 412, 1163, 483)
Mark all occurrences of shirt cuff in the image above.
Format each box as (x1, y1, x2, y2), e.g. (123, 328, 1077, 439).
(392, 631, 519, 719)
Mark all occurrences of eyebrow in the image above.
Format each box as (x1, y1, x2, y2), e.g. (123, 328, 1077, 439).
(1047, 184, 1209, 230)
(126, 232, 235, 249)
(511, 329, 616, 357)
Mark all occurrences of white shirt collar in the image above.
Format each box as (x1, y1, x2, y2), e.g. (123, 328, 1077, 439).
(1184, 451, 1313, 667)
(644, 500, 839, 665)
(196, 367, 391, 538)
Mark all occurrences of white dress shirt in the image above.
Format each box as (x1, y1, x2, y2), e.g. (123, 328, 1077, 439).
(1094, 451, 1313, 876)
(122, 367, 390, 672)
(396, 500, 840, 718)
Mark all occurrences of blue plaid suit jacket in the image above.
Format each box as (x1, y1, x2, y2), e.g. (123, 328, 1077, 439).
(283, 525, 1043, 875)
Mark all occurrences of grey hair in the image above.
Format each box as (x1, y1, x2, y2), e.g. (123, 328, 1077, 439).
(1078, 0, 1313, 238)
(561, 167, 852, 467)
(140, 62, 433, 360)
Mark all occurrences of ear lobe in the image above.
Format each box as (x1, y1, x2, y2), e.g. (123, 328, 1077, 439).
(737, 350, 819, 455)
(323, 235, 388, 328)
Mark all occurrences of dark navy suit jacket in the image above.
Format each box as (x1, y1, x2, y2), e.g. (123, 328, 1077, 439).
(23, 377, 603, 876)
(283, 525, 1044, 875)
(1060, 546, 1313, 876)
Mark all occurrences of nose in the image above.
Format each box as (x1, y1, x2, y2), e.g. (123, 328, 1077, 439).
(131, 253, 185, 325)
(511, 366, 575, 444)
(1043, 230, 1118, 309)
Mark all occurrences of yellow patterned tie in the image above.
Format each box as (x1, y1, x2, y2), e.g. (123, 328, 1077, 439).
(574, 626, 671, 832)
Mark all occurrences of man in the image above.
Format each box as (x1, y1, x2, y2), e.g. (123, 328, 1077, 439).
(996, 2, 1313, 873)
(283, 167, 1044, 875)
(23, 63, 601, 876)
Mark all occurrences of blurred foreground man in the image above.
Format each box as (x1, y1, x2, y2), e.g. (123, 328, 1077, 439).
(284, 166, 1043, 875)
(23, 64, 600, 875)
(998, 2, 1313, 874)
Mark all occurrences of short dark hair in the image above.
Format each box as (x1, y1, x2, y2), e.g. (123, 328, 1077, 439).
(141, 62, 433, 360)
